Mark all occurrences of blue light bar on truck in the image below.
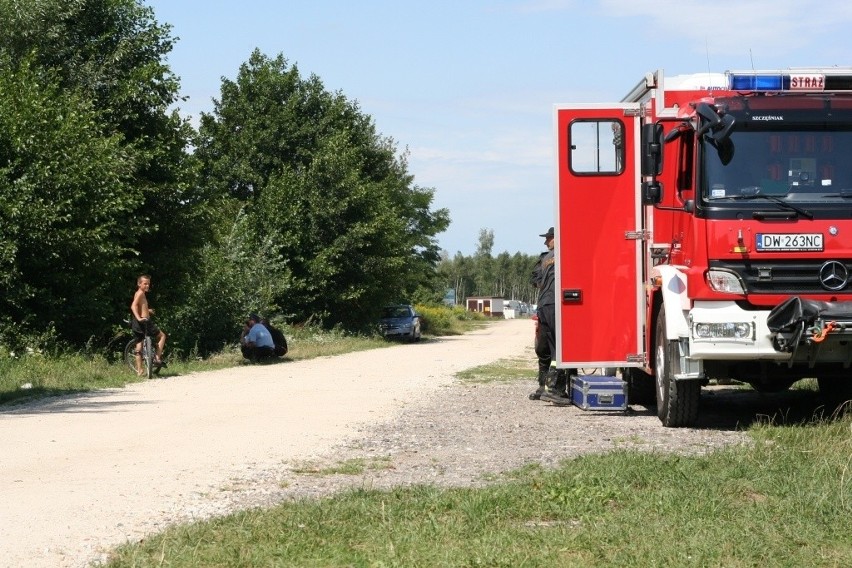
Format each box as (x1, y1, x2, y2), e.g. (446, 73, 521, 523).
(727, 69, 852, 92)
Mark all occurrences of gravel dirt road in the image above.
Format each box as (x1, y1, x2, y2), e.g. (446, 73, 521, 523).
(1, 318, 823, 567)
(2, 319, 530, 567)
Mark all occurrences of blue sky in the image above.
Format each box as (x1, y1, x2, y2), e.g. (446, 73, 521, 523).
(145, 0, 852, 256)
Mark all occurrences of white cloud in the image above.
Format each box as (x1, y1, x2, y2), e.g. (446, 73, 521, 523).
(598, 0, 852, 58)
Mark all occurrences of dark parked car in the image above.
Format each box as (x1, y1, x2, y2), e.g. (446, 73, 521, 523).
(379, 305, 422, 341)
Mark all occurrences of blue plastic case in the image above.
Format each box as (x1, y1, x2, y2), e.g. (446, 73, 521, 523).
(571, 375, 628, 411)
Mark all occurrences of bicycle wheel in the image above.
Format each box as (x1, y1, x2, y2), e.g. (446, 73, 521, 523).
(124, 338, 139, 374)
(143, 336, 154, 380)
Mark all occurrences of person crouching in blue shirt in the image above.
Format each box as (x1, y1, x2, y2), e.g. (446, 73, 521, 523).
(241, 314, 276, 362)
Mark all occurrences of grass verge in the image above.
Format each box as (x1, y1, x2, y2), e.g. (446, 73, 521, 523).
(0, 329, 391, 406)
(456, 355, 536, 384)
(103, 415, 852, 567)
(416, 303, 489, 336)
(0, 305, 491, 406)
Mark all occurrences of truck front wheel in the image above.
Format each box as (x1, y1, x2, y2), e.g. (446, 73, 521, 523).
(655, 306, 700, 427)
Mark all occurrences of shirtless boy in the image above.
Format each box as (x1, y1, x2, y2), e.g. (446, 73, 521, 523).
(130, 274, 167, 375)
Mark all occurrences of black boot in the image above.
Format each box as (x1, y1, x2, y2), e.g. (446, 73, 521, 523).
(554, 369, 569, 392)
(529, 370, 547, 400)
(541, 368, 572, 406)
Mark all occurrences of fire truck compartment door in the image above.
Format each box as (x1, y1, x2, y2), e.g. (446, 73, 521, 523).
(554, 104, 643, 368)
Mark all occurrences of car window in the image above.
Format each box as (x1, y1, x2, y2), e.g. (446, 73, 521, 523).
(382, 307, 411, 318)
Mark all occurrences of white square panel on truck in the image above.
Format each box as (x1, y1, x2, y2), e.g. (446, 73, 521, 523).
(553, 104, 644, 369)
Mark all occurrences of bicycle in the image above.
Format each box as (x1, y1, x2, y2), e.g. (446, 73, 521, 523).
(124, 318, 161, 379)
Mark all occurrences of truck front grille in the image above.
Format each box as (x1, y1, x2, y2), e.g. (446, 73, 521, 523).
(711, 259, 852, 294)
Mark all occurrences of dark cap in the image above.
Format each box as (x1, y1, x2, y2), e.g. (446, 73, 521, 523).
(248, 313, 260, 323)
(539, 227, 554, 239)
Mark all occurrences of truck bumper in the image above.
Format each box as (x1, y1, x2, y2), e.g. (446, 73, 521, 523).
(688, 301, 790, 361)
(688, 299, 852, 367)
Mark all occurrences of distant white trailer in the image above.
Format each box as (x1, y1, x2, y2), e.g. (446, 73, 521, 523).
(503, 299, 522, 319)
(466, 296, 504, 317)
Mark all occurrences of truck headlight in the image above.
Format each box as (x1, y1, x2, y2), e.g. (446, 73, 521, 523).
(693, 322, 753, 339)
(706, 269, 746, 294)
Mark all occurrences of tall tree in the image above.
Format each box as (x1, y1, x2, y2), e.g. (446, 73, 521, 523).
(473, 228, 495, 296)
(0, 58, 136, 343)
(196, 50, 449, 329)
(437, 252, 474, 306)
(494, 252, 512, 298)
(0, 0, 202, 346)
(436, 235, 538, 305)
(512, 251, 537, 304)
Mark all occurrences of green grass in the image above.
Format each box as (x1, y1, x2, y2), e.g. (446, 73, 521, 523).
(0, 326, 390, 406)
(285, 325, 390, 361)
(103, 415, 852, 567)
(290, 457, 395, 476)
(456, 356, 536, 384)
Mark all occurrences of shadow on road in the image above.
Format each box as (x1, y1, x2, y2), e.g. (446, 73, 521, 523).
(627, 386, 837, 431)
(1, 389, 156, 416)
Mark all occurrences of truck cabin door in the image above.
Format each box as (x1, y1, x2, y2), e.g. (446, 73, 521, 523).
(554, 105, 643, 370)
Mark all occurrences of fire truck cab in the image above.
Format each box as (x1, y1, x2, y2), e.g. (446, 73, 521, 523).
(554, 68, 852, 426)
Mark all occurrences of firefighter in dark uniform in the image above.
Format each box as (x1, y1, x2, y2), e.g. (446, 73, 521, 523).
(530, 227, 574, 405)
(529, 249, 551, 400)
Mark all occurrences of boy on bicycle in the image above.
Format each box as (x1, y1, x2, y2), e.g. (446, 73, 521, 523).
(131, 274, 167, 375)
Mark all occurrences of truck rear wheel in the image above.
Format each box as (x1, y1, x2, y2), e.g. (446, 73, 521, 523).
(655, 306, 700, 427)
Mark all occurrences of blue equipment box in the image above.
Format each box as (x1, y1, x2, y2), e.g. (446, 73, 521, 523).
(571, 375, 628, 411)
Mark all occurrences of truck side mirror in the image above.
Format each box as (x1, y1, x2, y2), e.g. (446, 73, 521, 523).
(641, 123, 664, 205)
(641, 123, 664, 177)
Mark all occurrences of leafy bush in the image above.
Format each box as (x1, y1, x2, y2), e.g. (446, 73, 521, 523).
(0, 319, 63, 358)
(415, 304, 484, 336)
(165, 208, 289, 356)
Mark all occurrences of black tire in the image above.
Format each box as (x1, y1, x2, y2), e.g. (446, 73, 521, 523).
(817, 377, 852, 417)
(654, 305, 700, 427)
(124, 338, 138, 373)
(624, 367, 656, 406)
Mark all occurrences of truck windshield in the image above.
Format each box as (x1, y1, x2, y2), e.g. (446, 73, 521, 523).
(701, 129, 852, 208)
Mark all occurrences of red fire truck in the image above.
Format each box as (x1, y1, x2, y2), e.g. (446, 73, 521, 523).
(554, 68, 852, 427)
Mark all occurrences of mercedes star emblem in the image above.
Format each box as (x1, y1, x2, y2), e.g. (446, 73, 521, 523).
(819, 260, 849, 291)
